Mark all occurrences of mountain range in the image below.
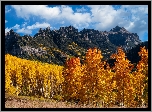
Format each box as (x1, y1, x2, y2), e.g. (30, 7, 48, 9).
(5, 25, 148, 66)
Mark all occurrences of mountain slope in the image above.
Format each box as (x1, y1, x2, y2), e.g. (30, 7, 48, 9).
(5, 25, 144, 65)
(126, 41, 148, 64)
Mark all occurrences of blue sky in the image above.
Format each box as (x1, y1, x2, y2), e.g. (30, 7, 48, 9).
(5, 5, 148, 42)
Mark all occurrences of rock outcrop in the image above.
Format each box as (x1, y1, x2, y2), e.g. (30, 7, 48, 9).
(5, 25, 144, 65)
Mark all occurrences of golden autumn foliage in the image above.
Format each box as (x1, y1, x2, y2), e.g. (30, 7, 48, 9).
(132, 47, 148, 107)
(5, 46, 148, 107)
(5, 54, 64, 99)
(110, 47, 136, 107)
(62, 57, 83, 101)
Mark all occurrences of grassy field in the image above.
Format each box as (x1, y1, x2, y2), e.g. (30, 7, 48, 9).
(5, 93, 147, 108)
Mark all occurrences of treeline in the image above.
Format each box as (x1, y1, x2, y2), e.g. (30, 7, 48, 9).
(5, 46, 148, 107)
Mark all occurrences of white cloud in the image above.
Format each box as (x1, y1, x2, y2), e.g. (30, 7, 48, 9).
(76, 7, 87, 12)
(87, 5, 148, 40)
(12, 24, 20, 29)
(58, 5, 91, 29)
(5, 24, 20, 33)
(5, 20, 8, 23)
(88, 5, 121, 30)
(5, 22, 51, 35)
(11, 5, 61, 20)
(11, 5, 91, 29)
(60, 5, 74, 14)
(22, 22, 28, 27)
(16, 28, 32, 34)
(121, 6, 148, 40)
(8, 5, 148, 41)
(27, 22, 51, 30)
(124, 22, 135, 31)
(5, 27, 11, 33)
(121, 5, 148, 14)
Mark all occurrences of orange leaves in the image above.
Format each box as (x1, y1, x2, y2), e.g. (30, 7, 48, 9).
(86, 48, 103, 68)
(138, 47, 148, 60)
(62, 57, 83, 101)
(110, 46, 148, 107)
(63, 48, 115, 105)
(5, 46, 148, 107)
(63, 47, 149, 107)
(111, 47, 126, 63)
(137, 47, 148, 73)
(133, 47, 148, 106)
(66, 57, 80, 68)
(65, 57, 81, 75)
(111, 47, 132, 105)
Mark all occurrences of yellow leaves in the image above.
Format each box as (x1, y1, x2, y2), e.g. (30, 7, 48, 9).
(72, 42, 77, 46)
(43, 47, 46, 50)
(108, 46, 148, 107)
(5, 46, 148, 107)
(63, 48, 114, 105)
(39, 44, 43, 47)
(7, 86, 18, 95)
(85, 48, 103, 68)
(5, 54, 64, 98)
(138, 46, 148, 56)
(112, 81, 117, 88)
(77, 52, 81, 56)
(71, 92, 77, 97)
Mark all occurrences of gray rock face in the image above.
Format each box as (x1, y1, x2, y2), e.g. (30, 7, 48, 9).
(108, 26, 142, 51)
(5, 25, 142, 65)
(21, 46, 47, 56)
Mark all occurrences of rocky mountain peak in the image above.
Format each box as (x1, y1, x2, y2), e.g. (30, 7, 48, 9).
(108, 26, 141, 50)
(5, 29, 20, 39)
(110, 26, 128, 33)
(5, 25, 143, 65)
